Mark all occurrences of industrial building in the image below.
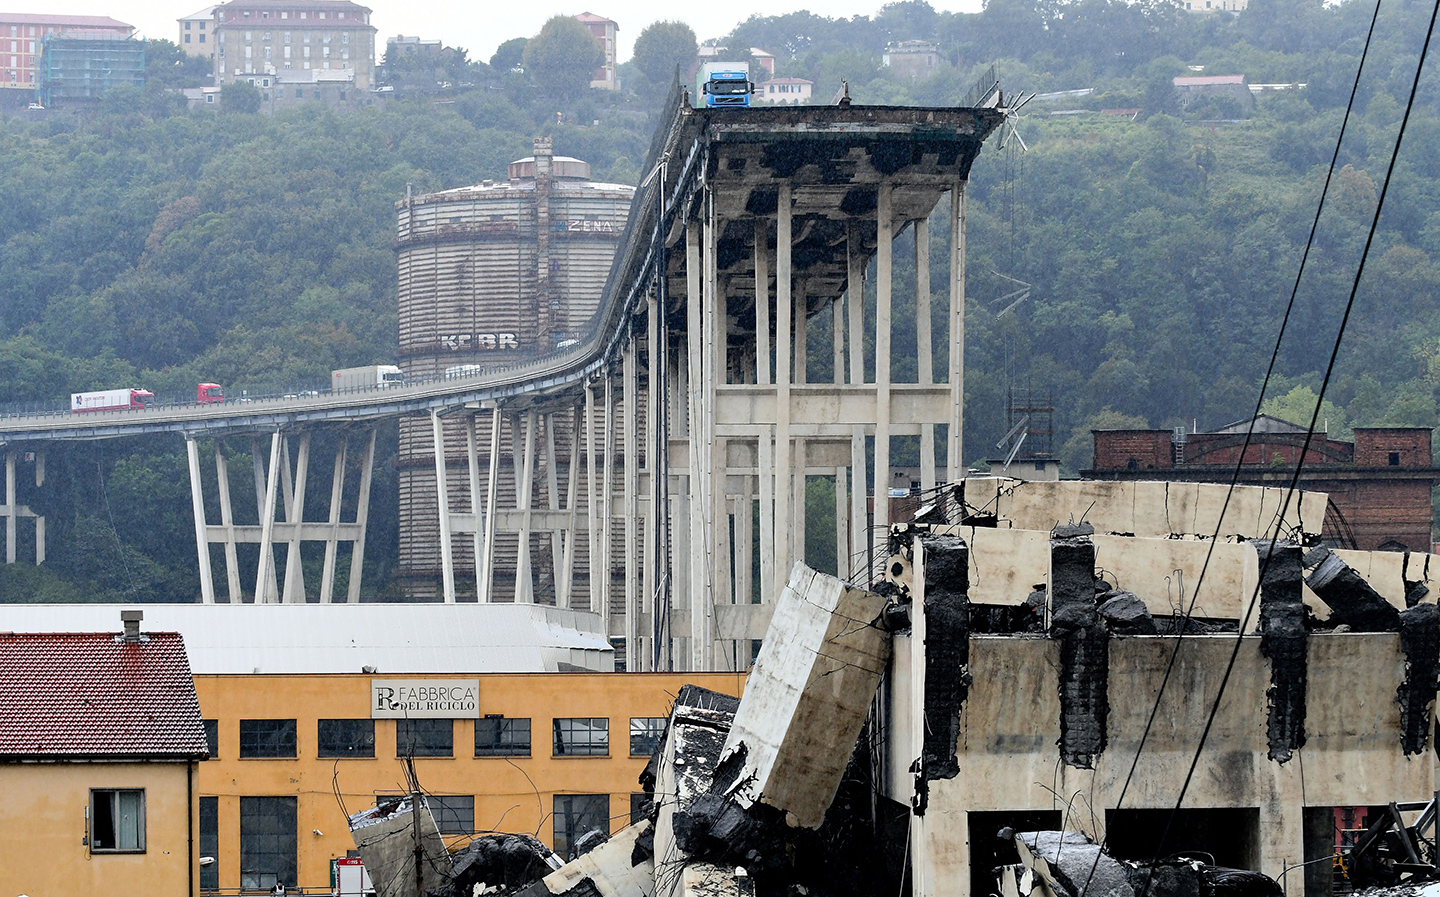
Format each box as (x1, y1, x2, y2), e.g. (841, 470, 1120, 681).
(395, 138, 634, 602)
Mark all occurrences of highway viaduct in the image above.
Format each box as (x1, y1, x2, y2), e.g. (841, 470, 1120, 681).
(0, 86, 1007, 672)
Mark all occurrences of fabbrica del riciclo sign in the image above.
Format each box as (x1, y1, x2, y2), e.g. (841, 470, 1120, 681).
(371, 679, 480, 718)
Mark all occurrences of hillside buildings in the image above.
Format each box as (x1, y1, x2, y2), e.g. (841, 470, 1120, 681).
(178, 5, 217, 62)
(757, 76, 813, 104)
(0, 13, 132, 92)
(212, 0, 377, 92)
(883, 39, 941, 79)
(575, 12, 617, 90)
(38, 31, 145, 105)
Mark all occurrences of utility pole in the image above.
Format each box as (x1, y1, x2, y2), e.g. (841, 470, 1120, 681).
(406, 755, 423, 897)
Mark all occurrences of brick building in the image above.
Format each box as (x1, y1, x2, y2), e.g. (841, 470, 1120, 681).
(1084, 415, 1439, 552)
(213, 0, 376, 92)
(0, 13, 132, 93)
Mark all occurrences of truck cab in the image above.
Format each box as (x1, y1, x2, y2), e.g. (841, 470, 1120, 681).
(702, 71, 754, 107)
(197, 383, 225, 404)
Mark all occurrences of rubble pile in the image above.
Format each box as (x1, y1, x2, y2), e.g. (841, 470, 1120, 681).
(1000, 830, 1283, 897)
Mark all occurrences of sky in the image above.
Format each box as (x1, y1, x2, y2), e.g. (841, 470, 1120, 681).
(71, 0, 984, 66)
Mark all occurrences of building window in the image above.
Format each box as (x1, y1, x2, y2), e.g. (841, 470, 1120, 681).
(90, 789, 145, 852)
(206, 93, 215, 103)
(185, 34, 192, 43)
(203, 719, 218, 758)
(295, 88, 303, 96)
(553, 718, 608, 756)
(629, 718, 666, 757)
(553, 794, 609, 859)
(397, 719, 453, 757)
(428, 795, 475, 834)
(200, 34, 206, 43)
(239, 719, 297, 758)
(240, 796, 297, 890)
(1390, 452, 1401, 466)
(475, 716, 531, 756)
(630, 793, 651, 824)
(200, 796, 219, 889)
(318, 719, 374, 758)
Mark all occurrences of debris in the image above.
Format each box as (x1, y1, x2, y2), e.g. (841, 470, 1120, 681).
(919, 533, 970, 780)
(1014, 830, 1132, 897)
(1097, 590, 1157, 636)
(1305, 549, 1402, 631)
(348, 796, 453, 897)
(511, 821, 655, 897)
(445, 834, 564, 897)
(719, 563, 890, 828)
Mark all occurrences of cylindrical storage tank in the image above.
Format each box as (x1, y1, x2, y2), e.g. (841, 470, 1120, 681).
(396, 140, 634, 601)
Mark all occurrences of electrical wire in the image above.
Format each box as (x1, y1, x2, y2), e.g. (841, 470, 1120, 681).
(1075, 0, 1392, 890)
(1136, 1, 1440, 892)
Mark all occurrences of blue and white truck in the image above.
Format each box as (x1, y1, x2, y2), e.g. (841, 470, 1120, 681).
(698, 62, 755, 107)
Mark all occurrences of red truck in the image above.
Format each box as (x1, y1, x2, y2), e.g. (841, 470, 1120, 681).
(197, 383, 225, 404)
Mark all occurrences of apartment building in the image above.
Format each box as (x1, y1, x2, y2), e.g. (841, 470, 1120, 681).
(0, 13, 132, 91)
(178, 5, 218, 62)
(213, 0, 376, 91)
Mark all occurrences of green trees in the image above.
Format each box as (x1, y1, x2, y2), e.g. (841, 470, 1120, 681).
(523, 17, 604, 97)
(633, 21, 698, 97)
(219, 80, 261, 114)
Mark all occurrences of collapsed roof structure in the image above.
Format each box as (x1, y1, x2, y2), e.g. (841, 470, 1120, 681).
(357, 478, 1440, 897)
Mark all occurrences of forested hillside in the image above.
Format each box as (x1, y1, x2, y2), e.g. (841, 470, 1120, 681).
(3, 0, 1438, 601)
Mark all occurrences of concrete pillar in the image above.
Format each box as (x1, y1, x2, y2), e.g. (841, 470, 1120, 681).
(345, 428, 377, 603)
(432, 411, 456, 603)
(254, 431, 282, 604)
(4, 450, 14, 565)
(481, 406, 502, 604)
(623, 339, 641, 669)
(185, 436, 216, 604)
(561, 400, 582, 610)
(584, 382, 600, 613)
(792, 281, 807, 571)
(513, 410, 537, 604)
(755, 218, 771, 387)
(775, 181, 793, 594)
(916, 217, 936, 492)
(464, 415, 483, 600)
(543, 412, 563, 599)
(214, 442, 242, 603)
(280, 432, 311, 604)
(645, 293, 661, 666)
(875, 181, 893, 562)
(601, 372, 616, 635)
(848, 226, 868, 582)
(947, 183, 966, 482)
(319, 437, 348, 603)
(686, 218, 705, 671)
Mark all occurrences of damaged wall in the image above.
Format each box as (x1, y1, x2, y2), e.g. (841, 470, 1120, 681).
(957, 478, 1326, 542)
(899, 633, 1431, 897)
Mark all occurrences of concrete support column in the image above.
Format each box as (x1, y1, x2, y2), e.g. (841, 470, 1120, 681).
(432, 411, 456, 603)
(345, 427, 377, 603)
(561, 401, 582, 610)
(645, 293, 660, 667)
(254, 431, 282, 604)
(185, 436, 216, 604)
(480, 406, 502, 604)
(792, 282, 807, 571)
(848, 226, 868, 582)
(686, 218, 705, 670)
(513, 410, 538, 604)
(281, 432, 311, 604)
(755, 218, 771, 387)
(834, 298, 849, 577)
(464, 415, 483, 599)
(874, 181, 893, 562)
(947, 183, 966, 482)
(4, 450, 14, 565)
(601, 372, 616, 634)
(543, 413, 563, 598)
(32, 450, 43, 565)
(916, 217, 936, 492)
(706, 193, 726, 668)
(320, 436, 348, 603)
(622, 338, 641, 669)
(584, 382, 600, 613)
(775, 181, 793, 591)
(214, 442, 242, 602)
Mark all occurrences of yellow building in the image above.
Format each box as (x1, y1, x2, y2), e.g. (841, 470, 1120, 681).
(0, 614, 208, 897)
(5, 603, 745, 892)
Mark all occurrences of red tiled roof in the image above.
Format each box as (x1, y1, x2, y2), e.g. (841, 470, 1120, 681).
(0, 632, 208, 760)
(0, 14, 133, 29)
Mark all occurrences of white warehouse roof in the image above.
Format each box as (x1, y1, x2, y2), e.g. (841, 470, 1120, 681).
(0, 603, 614, 674)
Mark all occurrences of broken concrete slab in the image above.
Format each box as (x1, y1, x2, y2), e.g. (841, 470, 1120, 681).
(720, 563, 890, 828)
(679, 862, 756, 897)
(1097, 591, 1157, 636)
(652, 686, 741, 897)
(512, 820, 656, 897)
(1014, 830, 1133, 897)
(446, 833, 564, 897)
(348, 796, 452, 897)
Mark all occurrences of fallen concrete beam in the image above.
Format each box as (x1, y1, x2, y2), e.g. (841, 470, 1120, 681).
(720, 563, 891, 828)
(1305, 548, 1402, 631)
(348, 796, 452, 897)
(513, 820, 656, 897)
